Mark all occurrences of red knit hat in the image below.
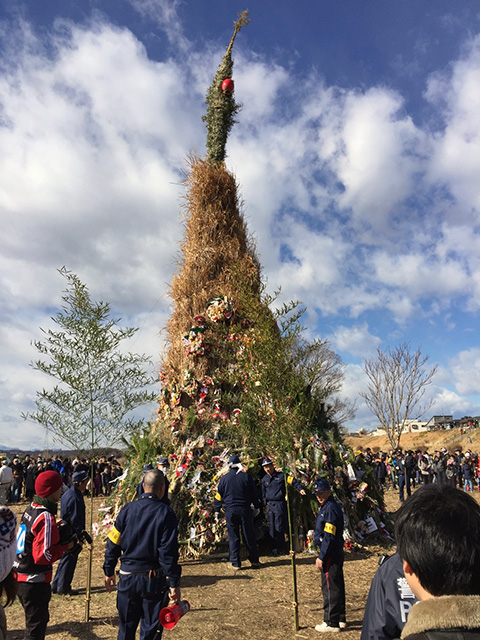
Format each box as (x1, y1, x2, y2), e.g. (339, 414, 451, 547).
(35, 470, 63, 498)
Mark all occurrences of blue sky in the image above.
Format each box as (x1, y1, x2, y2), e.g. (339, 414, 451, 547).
(1, 0, 480, 449)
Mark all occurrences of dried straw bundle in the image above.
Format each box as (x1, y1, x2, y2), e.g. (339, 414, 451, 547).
(156, 156, 262, 436)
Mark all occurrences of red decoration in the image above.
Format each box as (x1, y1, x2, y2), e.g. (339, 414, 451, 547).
(221, 78, 234, 93)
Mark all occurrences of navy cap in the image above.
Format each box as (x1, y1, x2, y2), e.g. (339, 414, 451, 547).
(156, 457, 169, 467)
(142, 463, 154, 473)
(228, 454, 241, 465)
(312, 477, 331, 494)
(262, 457, 274, 466)
(72, 470, 89, 484)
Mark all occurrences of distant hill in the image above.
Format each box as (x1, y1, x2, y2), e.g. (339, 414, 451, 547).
(344, 426, 480, 452)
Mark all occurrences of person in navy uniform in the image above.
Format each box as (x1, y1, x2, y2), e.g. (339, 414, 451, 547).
(214, 454, 261, 570)
(156, 457, 171, 506)
(51, 470, 89, 596)
(261, 457, 306, 556)
(313, 477, 346, 633)
(361, 552, 417, 640)
(103, 469, 181, 640)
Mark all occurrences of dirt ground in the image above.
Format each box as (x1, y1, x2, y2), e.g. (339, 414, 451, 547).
(6, 476, 480, 639)
(4, 493, 394, 640)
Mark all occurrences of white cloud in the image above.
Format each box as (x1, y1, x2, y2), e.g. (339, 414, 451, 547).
(431, 388, 477, 417)
(426, 35, 480, 221)
(450, 347, 480, 395)
(331, 324, 381, 358)
(334, 88, 426, 230)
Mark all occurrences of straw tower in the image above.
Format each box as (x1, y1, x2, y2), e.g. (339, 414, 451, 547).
(154, 11, 281, 444)
(137, 12, 393, 554)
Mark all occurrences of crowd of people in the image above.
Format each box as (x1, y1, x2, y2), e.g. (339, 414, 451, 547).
(1, 448, 480, 640)
(0, 454, 124, 506)
(356, 446, 480, 501)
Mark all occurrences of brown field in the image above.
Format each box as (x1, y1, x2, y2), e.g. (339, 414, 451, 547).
(344, 425, 480, 453)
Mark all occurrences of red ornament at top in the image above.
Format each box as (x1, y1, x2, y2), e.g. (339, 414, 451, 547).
(221, 78, 234, 93)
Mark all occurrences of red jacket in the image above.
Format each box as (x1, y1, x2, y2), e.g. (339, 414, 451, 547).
(14, 503, 69, 583)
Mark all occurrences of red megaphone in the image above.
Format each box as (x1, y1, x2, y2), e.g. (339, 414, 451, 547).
(159, 600, 190, 630)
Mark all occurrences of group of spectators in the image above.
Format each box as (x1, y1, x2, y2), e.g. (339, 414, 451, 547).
(0, 453, 124, 505)
(356, 447, 480, 501)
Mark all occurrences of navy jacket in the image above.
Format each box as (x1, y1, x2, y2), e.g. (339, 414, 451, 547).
(261, 470, 303, 505)
(60, 486, 85, 532)
(361, 552, 418, 640)
(214, 468, 260, 512)
(103, 493, 181, 588)
(314, 494, 344, 563)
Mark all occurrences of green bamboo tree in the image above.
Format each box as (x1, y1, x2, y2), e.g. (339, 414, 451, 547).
(24, 266, 157, 620)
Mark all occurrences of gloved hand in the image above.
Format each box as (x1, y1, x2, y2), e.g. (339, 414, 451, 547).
(57, 520, 76, 545)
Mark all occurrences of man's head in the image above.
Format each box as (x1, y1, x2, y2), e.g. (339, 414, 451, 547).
(35, 470, 63, 502)
(262, 457, 275, 476)
(143, 469, 166, 499)
(228, 454, 241, 467)
(156, 457, 170, 471)
(72, 470, 89, 491)
(395, 485, 480, 599)
(312, 477, 331, 505)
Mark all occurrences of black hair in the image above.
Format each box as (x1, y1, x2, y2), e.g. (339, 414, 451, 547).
(395, 485, 480, 596)
(143, 469, 166, 494)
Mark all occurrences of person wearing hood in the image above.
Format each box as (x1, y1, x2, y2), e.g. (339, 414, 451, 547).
(155, 457, 171, 506)
(214, 454, 261, 570)
(14, 470, 75, 640)
(0, 507, 17, 640)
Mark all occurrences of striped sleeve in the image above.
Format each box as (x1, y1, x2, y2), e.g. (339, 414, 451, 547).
(31, 512, 68, 565)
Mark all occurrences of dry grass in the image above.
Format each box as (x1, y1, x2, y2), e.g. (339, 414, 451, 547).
(155, 157, 263, 437)
(344, 426, 480, 453)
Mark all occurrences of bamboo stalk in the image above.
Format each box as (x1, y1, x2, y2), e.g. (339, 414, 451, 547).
(285, 473, 299, 631)
(84, 466, 94, 622)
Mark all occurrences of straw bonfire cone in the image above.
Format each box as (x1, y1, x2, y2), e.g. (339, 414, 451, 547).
(155, 11, 274, 446)
(99, 12, 394, 557)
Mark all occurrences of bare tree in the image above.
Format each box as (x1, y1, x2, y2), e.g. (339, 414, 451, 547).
(293, 338, 356, 426)
(360, 342, 437, 449)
